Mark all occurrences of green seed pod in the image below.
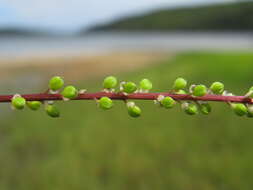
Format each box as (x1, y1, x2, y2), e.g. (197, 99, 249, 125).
(175, 89, 187, 95)
(182, 102, 198, 115)
(160, 96, 176, 109)
(103, 76, 117, 89)
(193, 85, 207, 97)
(139, 79, 152, 91)
(128, 106, 141, 118)
(199, 102, 212, 115)
(61, 85, 78, 99)
(245, 86, 253, 98)
(45, 105, 60, 118)
(127, 102, 141, 118)
(247, 112, 253, 118)
(173, 78, 187, 91)
(12, 96, 26, 110)
(26, 101, 42, 111)
(210, 82, 224, 95)
(99, 97, 113, 110)
(231, 103, 247, 116)
(247, 105, 253, 118)
(123, 82, 137, 94)
(49, 76, 64, 91)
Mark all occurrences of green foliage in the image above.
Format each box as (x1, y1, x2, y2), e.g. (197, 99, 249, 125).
(3, 52, 253, 190)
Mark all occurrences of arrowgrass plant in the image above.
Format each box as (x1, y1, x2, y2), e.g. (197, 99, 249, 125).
(4, 75, 253, 118)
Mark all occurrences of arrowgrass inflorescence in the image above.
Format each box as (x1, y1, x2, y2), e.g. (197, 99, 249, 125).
(3, 76, 253, 118)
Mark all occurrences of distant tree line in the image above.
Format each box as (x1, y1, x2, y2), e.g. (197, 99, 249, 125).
(86, 1, 253, 32)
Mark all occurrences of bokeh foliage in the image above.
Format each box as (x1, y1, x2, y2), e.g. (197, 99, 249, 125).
(1, 52, 253, 190)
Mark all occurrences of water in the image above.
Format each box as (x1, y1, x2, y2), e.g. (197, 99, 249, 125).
(0, 32, 253, 59)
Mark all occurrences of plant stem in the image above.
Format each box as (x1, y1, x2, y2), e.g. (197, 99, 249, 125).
(1, 92, 253, 104)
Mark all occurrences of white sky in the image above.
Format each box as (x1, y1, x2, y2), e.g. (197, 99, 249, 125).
(0, 0, 233, 31)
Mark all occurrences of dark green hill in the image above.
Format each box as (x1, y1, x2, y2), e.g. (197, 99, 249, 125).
(0, 28, 50, 37)
(86, 1, 253, 32)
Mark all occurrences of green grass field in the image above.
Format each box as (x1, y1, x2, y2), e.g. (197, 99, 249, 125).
(1, 52, 253, 190)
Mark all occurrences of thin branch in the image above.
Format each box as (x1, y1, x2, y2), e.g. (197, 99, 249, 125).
(1, 92, 252, 104)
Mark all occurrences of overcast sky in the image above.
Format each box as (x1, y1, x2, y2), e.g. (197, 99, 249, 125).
(0, 0, 233, 31)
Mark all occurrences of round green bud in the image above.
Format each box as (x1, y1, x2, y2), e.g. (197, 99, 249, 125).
(12, 96, 26, 110)
(210, 82, 224, 95)
(246, 86, 253, 98)
(123, 82, 137, 94)
(26, 101, 42, 111)
(173, 78, 187, 91)
(247, 112, 253, 118)
(127, 105, 141, 118)
(175, 89, 187, 95)
(103, 76, 117, 89)
(45, 105, 60, 118)
(61, 85, 78, 99)
(193, 85, 207, 97)
(182, 103, 198, 115)
(231, 103, 247, 116)
(160, 97, 176, 109)
(139, 79, 152, 91)
(99, 97, 113, 110)
(247, 105, 253, 118)
(199, 103, 211, 115)
(49, 76, 64, 91)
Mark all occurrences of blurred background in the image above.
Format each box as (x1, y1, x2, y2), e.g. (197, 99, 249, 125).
(1, 0, 253, 189)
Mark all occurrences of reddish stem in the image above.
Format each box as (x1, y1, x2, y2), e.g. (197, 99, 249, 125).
(2, 92, 253, 104)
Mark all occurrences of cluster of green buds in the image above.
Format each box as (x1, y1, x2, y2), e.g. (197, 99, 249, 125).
(228, 88, 253, 118)
(171, 77, 253, 117)
(9, 75, 253, 118)
(11, 94, 42, 112)
(11, 76, 79, 118)
(170, 78, 216, 115)
(102, 76, 153, 117)
(47, 76, 79, 117)
(119, 78, 152, 94)
(98, 76, 247, 118)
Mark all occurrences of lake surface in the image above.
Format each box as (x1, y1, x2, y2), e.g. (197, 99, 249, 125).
(0, 32, 253, 59)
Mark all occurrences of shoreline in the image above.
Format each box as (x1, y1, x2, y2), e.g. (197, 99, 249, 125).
(0, 51, 170, 82)
(1, 31, 252, 62)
